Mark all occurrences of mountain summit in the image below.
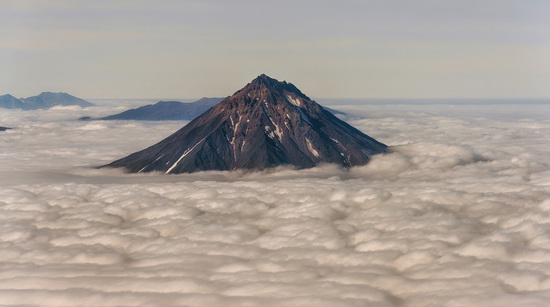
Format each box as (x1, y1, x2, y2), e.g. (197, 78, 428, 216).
(0, 94, 29, 110)
(105, 75, 387, 173)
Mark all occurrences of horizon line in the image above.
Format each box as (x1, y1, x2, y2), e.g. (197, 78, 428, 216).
(83, 97, 550, 101)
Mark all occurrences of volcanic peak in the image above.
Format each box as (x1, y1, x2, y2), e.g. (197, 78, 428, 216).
(104, 74, 387, 173)
(230, 74, 310, 105)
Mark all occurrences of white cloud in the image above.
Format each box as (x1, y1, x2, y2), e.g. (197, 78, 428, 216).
(0, 102, 549, 305)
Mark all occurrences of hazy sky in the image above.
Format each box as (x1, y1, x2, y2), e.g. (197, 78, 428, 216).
(1, 0, 550, 99)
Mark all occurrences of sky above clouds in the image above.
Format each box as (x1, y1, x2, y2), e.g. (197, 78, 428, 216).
(1, 0, 550, 99)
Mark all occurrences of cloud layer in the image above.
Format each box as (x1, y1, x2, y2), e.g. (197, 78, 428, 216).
(0, 102, 549, 306)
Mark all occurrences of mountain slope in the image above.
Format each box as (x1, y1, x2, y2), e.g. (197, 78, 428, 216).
(105, 75, 387, 174)
(99, 97, 224, 121)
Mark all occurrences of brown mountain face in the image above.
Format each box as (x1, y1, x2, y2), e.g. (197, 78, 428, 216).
(104, 74, 387, 174)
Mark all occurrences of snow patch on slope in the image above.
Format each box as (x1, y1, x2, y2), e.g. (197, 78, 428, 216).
(264, 126, 275, 139)
(306, 138, 320, 158)
(286, 95, 302, 107)
(166, 137, 207, 174)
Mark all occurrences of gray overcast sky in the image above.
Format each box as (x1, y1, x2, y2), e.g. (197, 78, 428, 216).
(1, 0, 550, 99)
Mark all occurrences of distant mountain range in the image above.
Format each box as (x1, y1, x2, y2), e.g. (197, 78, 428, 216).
(95, 97, 224, 121)
(104, 74, 386, 174)
(81, 97, 345, 122)
(0, 92, 93, 110)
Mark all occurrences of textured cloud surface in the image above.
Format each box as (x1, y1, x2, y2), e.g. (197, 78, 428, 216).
(0, 102, 549, 306)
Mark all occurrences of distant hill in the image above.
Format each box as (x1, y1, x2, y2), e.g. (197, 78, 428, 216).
(0, 92, 93, 110)
(22, 92, 93, 109)
(0, 94, 30, 110)
(91, 97, 345, 122)
(97, 97, 224, 121)
(0, 126, 11, 132)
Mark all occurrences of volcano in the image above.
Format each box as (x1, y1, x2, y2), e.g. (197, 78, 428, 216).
(105, 75, 387, 173)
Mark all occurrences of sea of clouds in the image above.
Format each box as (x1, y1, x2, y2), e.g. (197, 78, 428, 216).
(0, 101, 549, 306)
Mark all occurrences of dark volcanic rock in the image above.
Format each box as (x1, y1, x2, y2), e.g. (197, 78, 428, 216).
(99, 97, 223, 121)
(105, 74, 387, 174)
(23, 92, 93, 109)
(0, 94, 29, 110)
